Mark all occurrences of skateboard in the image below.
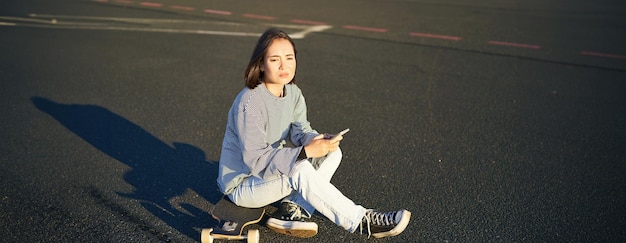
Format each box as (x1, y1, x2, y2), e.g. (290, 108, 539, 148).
(201, 196, 265, 243)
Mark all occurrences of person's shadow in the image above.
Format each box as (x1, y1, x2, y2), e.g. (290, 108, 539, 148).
(32, 97, 222, 240)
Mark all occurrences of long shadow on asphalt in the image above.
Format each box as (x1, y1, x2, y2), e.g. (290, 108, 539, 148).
(32, 96, 222, 240)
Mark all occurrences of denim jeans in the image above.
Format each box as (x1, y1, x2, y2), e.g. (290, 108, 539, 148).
(228, 148, 367, 233)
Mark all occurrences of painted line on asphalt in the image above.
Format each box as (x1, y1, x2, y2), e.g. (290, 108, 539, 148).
(2, 14, 332, 39)
(27, 14, 239, 25)
(1, 15, 62, 24)
(242, 14, 276, 21)
(170, 5, 195, 11)
(343, 25, 387, 33)
(410, 32, 461, 41)
(0, 19, 263, 36)
(290, 19, 327, 26)
(487, 40, 541, 49)
(204, 9, 232, 16)
(581, 51, 626, 60)
(289, 25, 333, 39)
(140, 2, 162, 7)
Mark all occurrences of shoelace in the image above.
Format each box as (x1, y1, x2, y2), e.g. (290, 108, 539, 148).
(369, 211, 397, 226)
(361, 213, 372, 239)
(283, 203, 304, 221)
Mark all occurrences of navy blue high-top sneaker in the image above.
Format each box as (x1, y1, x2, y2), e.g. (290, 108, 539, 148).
(267, 202, 318, 238)
(360, 209, 411, 238)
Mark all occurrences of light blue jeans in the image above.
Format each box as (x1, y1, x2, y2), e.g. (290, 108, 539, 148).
(228, 149, 366, 233)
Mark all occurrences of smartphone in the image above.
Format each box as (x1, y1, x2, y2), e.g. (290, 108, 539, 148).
(337, 128, 350, 136)
(327, 128, 350, 140)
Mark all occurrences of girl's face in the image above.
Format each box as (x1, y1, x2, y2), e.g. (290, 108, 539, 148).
(261, 38, 296, 87)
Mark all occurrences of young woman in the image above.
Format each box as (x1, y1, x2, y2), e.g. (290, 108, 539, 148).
(217, 28, 410, 239)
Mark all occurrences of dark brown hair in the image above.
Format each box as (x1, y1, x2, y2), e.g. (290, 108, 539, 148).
(245, 28, 297, 89)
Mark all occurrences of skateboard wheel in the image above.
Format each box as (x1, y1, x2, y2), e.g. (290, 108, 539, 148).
(247, 229, 259, 243)
(201, 228, 214, 243)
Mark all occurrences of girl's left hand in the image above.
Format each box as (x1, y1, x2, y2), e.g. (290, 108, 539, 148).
(304, 134, 342, 158)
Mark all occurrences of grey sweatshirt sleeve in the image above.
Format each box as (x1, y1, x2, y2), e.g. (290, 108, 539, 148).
(290, 89, 319, 147)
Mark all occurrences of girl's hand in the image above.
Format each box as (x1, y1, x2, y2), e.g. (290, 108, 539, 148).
(304, 134, 342, 158)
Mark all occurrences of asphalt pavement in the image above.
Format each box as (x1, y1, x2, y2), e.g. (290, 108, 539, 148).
(1, 0, 625, 242)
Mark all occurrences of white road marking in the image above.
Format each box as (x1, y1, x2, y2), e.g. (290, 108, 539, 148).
(0, 14, 333, 39)
(0, 16, 62, 25)
(284, 24, 333, 39)
(28, 13, 245, 26)
(0, 21, 262, 36)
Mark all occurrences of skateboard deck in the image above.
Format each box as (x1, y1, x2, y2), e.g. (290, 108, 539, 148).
(201, 196, 265, 243)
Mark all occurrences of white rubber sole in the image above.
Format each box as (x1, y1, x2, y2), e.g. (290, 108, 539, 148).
(266, 218, 318, 238)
